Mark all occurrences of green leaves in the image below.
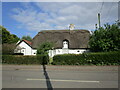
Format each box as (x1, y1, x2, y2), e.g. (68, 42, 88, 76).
(37, 42, 54, 55)
(21, 35, 32, 41)
(0, 26, 20, 55)
(1, 26, 20, 44)
(2, 55, 48, 65)
(89, 23, 120, 52)
(53, 51, 120, 65)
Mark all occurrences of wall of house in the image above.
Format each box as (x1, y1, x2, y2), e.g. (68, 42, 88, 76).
(48, 49, 89, 57)
(14, 41, 37, 55)
(32, 49, 37, 55)
(14, 47, 21, 53)
(15, 41, 89, 56)
(18, 42, 32, 55)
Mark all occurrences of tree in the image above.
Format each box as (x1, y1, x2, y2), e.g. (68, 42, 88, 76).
(0, 26, 20, 44)
(37, 42, 54, 55)
(89, 23, 120, 52)
(21, 35, 32, 41)
(10, 34, 20, 43)
(0, 26, 20, 55)
(0, 26, 1, 55)
(1, 26, 11, 44)
(37, 42, 54, 65)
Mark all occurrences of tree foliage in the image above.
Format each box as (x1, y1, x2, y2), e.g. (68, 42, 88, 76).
(0, 26, 20, 44)
(0, 26, 20, 55)
(89, 23, 120, 52)
(37, 42, 54, 55)
(21, 35, 32, 41)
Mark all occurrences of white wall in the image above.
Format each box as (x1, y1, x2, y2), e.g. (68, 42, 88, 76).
(18, 42, 32, 55)
(48, 49, 89, 57)
(69, 49, 87, 54)
(14, 41, 37, 55)
(32, 49, 37, 55)
(14, 41, 89, 56)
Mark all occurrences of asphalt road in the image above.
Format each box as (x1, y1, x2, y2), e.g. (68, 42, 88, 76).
(2, 65, 118, 88)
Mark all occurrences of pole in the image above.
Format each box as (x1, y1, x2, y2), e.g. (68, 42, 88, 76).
(98, 13, 101, 28)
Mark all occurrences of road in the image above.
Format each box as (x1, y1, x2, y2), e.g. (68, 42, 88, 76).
(2, 65, 118, 88)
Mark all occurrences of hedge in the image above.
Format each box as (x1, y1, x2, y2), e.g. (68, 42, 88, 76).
(52, 51, 120, 65)
(2, 55, 49, 65)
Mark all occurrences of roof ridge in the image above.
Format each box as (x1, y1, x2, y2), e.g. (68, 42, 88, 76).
(22, 39, 32, 46)
(40, 29, 89, 32)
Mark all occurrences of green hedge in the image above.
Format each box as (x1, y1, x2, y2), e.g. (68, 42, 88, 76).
(2, 55, 49, 65)
(52, 51, 120, 65)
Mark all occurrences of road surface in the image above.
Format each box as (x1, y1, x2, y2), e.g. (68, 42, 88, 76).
(2, 65, 118, 88)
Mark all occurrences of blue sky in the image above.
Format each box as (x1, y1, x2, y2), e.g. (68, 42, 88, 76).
(2, 2, 118, 38)
(2, 2, 38, 38)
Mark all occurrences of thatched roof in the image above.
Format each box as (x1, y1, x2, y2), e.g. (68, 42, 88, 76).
(32, 29, 90, 49)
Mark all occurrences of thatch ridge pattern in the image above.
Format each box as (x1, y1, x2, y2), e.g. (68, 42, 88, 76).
(32, 30, 90, 49)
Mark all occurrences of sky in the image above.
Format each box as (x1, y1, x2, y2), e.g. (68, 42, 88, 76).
(2, 1, 118, 38)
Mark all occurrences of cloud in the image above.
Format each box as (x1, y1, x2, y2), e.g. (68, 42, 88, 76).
(11, 2, 118, 32)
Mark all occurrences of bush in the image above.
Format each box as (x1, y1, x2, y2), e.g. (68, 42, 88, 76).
(2, 43, 16, 55)
(52, 51, 120, 65)
(52, 54, 86, 65)
(89, 23, 120, 52)
(2, 55, 49, 65)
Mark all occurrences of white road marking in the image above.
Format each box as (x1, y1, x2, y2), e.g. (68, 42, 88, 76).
(26, 78, 100, 83)
(20, 69, 40, 70)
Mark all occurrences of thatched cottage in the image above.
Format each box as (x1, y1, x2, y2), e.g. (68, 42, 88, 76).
(14, 24, 90, 57)
(32, 24, 90, 57)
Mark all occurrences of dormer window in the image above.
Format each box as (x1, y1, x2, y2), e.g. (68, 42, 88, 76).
(63, 40, 69, 49)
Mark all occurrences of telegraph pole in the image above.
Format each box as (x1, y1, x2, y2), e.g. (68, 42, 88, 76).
(98, 13, 101, 28)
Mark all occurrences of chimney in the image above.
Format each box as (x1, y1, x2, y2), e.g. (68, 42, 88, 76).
(69, 24, 75, 30)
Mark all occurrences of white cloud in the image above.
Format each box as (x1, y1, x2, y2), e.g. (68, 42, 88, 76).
(11, 2, 118, 32)
(2, 0, 120, 2)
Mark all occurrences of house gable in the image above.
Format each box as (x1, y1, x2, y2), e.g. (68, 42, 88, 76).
(17, 40, 32, 48)
(14, 40, 37, 55)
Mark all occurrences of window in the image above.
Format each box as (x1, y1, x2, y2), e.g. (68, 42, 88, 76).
(63, 40, 69, 49)
(22, 50, 24, 52)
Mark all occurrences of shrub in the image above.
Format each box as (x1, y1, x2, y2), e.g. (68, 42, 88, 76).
(89, 23, 120, 52)
(52, 51, 120, 65)
(2, 55, 49, 65)
(37, 42, 54, 55)
(52, 54, 86, 65)
(2, 43, 16, 55)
